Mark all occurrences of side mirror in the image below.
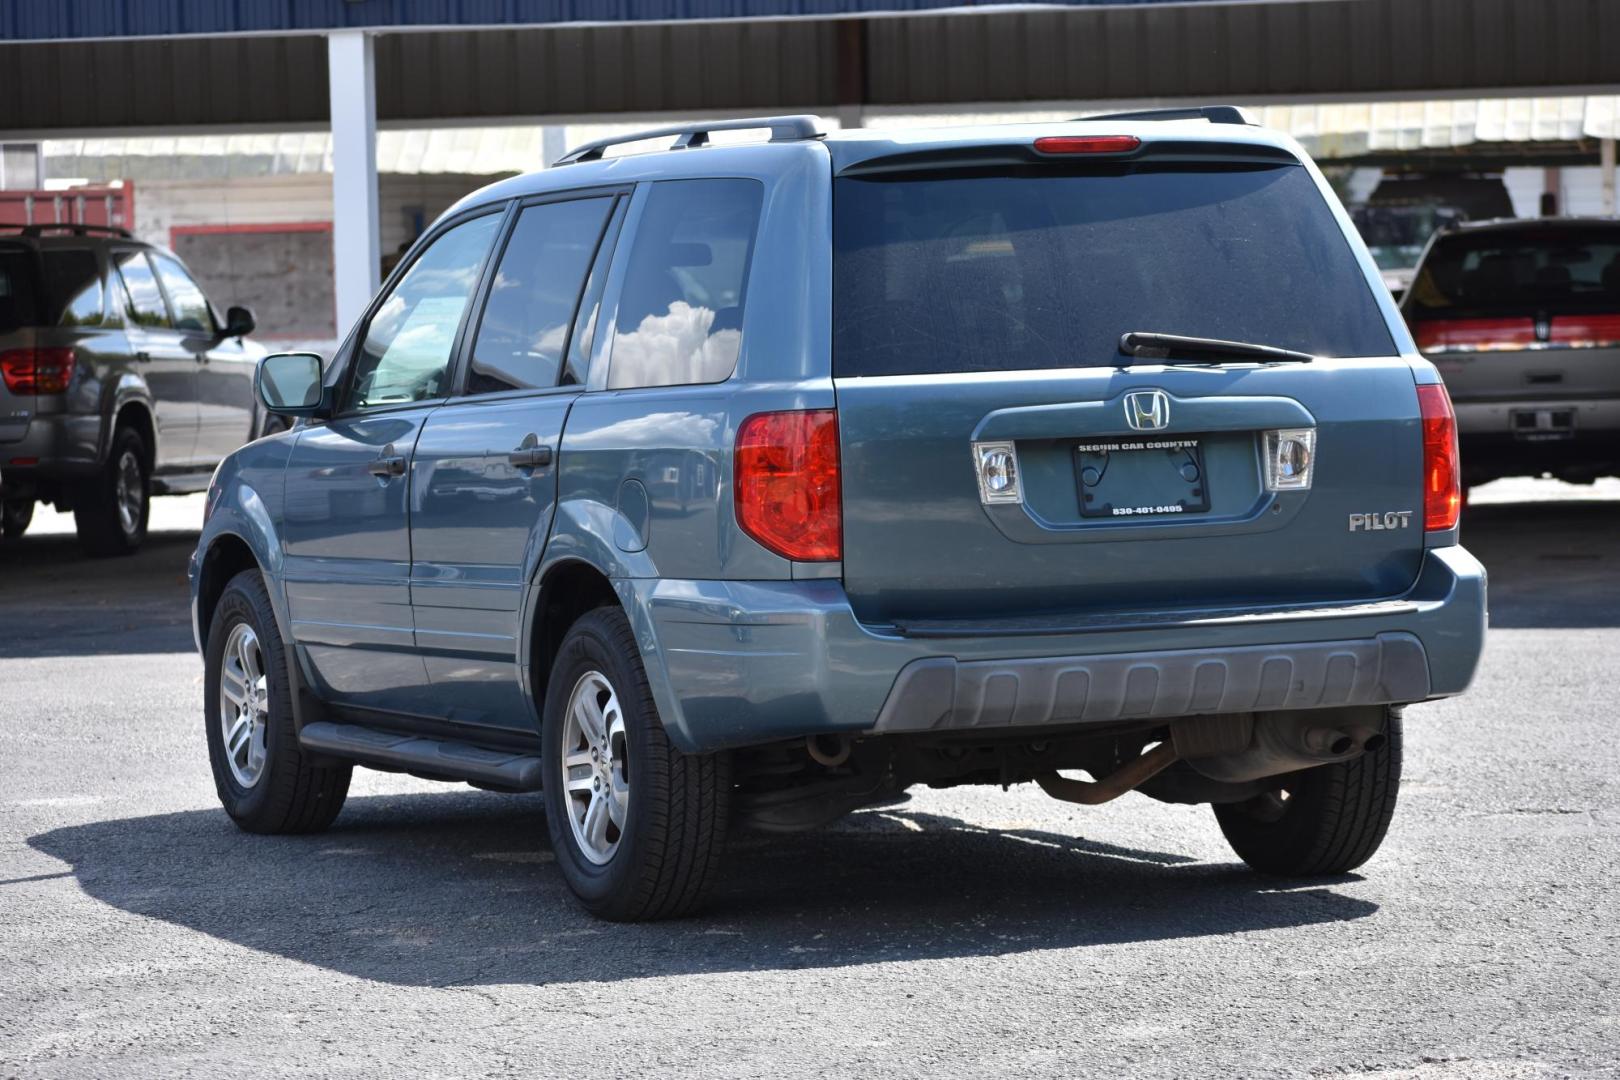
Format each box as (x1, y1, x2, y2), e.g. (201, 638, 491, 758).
(223, 305, 256, 338)
(256, 353, 327, 417)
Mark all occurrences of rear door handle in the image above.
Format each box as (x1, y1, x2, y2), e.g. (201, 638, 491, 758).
(134, 351, 151, 363)
(507, 441, 553, 469)
(367, 444, 407, 478)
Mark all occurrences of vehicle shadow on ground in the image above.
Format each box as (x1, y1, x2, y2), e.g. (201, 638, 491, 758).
(1462, 498, 1620, 628)
(29, 790, 1374, 987)
(0, 528, 197, 656)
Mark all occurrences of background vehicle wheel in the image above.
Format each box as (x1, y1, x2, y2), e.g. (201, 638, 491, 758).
(260, 413, 290, 439)
(541, 606, 730, 921)
(1214, 709, 1402, 876)
(1, 499, 33, 540)
(205, 568, 351, 834)
(74, 427, 150, 557)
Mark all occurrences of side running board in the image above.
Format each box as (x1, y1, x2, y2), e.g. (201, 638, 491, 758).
(298, 721, 543, 791)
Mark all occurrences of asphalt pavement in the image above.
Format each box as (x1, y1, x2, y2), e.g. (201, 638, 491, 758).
(2, 482, 1617, 1079)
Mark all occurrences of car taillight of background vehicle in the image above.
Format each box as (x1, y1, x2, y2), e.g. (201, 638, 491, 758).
(0, 347, 76, 394)
(1414, 316, 1620, 353)
(734, 409, 842, 561)
(1417, 383, 1461, 532)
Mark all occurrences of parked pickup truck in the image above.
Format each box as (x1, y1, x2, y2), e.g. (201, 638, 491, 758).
(1, 225, 268, 554)
(191, 108, 1486, 920)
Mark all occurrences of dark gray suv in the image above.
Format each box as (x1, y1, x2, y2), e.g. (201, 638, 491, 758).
(0, 224, 266, 554)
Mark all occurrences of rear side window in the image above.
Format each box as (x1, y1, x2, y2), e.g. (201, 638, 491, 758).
(1407, 228, 1620, 315)
(115, 252, 171, 328)
(39, 250, 104, 326)
(0, 249, 39, 332)
(466, 197, 613, 395)
(833, 165, 1396, 377)
(151, 253, 214, 333)
(607, 179, 764, 390)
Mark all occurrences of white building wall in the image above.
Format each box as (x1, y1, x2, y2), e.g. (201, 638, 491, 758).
(1503, 165, 1616, 218)
(134, 172, 495, 254)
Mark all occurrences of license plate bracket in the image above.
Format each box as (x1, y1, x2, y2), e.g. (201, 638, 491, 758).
(1511, 408, 1575, 442)
(1076, 436, 1210, 519)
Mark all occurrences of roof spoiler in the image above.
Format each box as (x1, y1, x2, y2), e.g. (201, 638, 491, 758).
(1075, 105, 1250, 126)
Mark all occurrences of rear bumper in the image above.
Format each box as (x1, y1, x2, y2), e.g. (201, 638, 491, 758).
(1452, 400, 1620, 479)
(625, 545, 1488, 754)
(0, 413, 103, 488)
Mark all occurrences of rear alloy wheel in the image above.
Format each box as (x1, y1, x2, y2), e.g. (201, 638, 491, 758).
(542, 606, 730, 921)
(1, 499, 33, 540)
(1215, 708, 1403, 876)
(74, 427, 150, 556)
(205, 569, 351, 834)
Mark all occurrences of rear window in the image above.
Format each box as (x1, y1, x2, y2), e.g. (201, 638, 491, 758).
(833, 165, 1396, 377)
(1407, 228, 1620, 316)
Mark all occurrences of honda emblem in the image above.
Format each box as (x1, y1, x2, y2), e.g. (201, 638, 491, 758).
(1124, 390, 1170, 431)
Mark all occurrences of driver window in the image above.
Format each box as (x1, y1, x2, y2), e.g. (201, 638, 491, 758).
(348, 212, 501, 410)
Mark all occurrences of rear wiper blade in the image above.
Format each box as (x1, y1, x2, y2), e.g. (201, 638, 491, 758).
(1119, 331, 1315, 365)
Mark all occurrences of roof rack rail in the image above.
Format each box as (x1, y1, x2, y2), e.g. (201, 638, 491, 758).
(1076, 105, 1250, 126)
(554, 114, 825, 166)
(1, 223, 133, 239)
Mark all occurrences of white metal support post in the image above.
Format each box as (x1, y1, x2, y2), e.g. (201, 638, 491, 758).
(1602, 137, 1616, 217)
(328, 30, 381, 338)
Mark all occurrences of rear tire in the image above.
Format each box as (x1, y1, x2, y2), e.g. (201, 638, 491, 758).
(1, 499, 32, 540)
(75, 426, 150, 556)
(541, 606, 730, 921)
(205, 569, 351, 834)
(1214, 708, 1402, 876)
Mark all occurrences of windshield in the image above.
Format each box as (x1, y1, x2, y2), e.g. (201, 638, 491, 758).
(1406, 227, 1620, 316)
(833, 164, 1396, 377)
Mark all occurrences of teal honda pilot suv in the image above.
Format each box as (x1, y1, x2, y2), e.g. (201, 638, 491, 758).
(190, 108, 1487, 920)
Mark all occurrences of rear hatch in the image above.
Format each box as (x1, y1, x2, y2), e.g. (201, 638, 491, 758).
(1404, 223, 1620, 427)
(0, 245, 40, 444)
(831, 144, 1426, 627)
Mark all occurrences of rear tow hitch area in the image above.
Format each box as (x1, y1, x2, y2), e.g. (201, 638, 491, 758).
(1035, 708, 1387, 805)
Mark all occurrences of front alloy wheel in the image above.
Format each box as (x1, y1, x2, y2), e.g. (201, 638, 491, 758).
(218, 621, 270, 788)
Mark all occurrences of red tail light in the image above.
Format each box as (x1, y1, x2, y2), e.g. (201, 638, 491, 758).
(735, 410, 841, 562)
(1, 347, 77, 394)
(1033, 135, 1141, 155)
(1548, 314, 1620, 347)
(1413, 318, 1536, 354)
(1417, 383, 1460, 532)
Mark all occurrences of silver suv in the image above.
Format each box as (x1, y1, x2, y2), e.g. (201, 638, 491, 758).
(0, 225, 267, 554)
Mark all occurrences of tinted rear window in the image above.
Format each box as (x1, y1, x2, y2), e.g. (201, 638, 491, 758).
(833, 165, 1396, 377)
(1406, 228, 1620, 316)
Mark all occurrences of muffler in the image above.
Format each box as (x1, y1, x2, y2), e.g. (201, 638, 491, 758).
(1035, 709, 1382, 806)
(1184, 708, 1382, 784)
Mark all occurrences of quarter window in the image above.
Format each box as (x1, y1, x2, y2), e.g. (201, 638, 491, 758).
(466, 197, 612, 395)
(151, 253, 214, 333)
(607, 179, 764, 390)
(349, 213, 501, 410)
(114, 252, 171, 329)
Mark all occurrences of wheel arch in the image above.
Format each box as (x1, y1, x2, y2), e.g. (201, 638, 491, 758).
(109, 395, 157, 467)
(195, 531, 264, 652)
(523, 558, 622, 718)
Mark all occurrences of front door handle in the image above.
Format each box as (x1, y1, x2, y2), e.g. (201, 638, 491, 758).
(507, 439, 553, 470)
(368, 444, 407, 478)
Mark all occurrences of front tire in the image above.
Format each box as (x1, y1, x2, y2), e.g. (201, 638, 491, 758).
(75, 426, 150, 556)
(541, 606, 730, 921)
(205, 569, 351, 834)
(1214, 709, 1402, 876)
